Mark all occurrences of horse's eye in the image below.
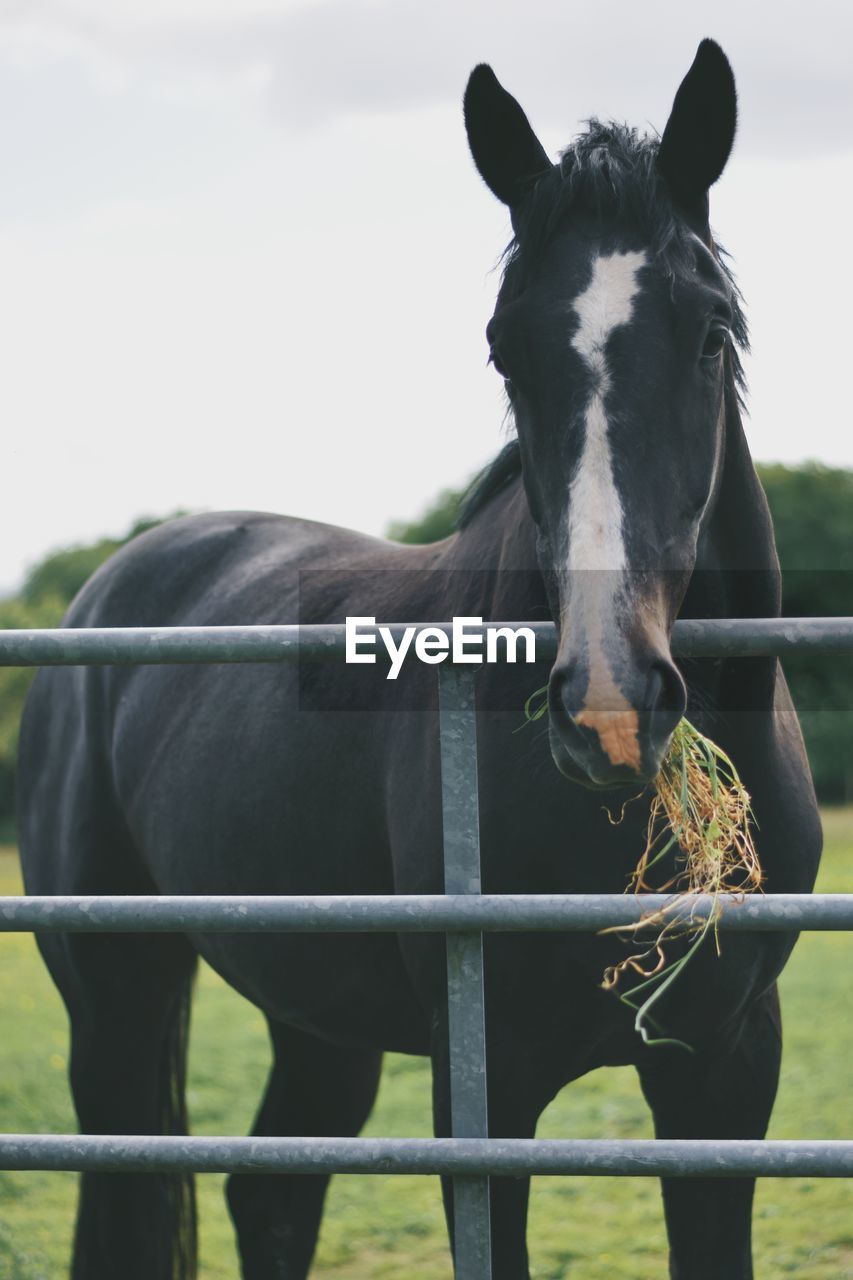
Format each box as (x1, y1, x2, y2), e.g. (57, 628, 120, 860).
(701, 325, 729, 361)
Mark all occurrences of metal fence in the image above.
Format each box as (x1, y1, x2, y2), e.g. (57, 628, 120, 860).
(2, 619, 853, 1279)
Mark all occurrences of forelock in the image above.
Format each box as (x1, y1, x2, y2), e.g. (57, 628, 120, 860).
(497, 119, 748, 396)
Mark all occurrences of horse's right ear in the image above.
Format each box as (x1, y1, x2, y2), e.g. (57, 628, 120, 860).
(464, 65, 552, 209)
(657, 39, 737, 220)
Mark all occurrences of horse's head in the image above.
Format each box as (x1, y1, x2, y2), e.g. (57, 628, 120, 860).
(465, 40, 743, 789)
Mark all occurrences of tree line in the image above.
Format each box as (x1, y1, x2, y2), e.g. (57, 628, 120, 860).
(0, 516, 171, 838)
(0, 463, 851, 838)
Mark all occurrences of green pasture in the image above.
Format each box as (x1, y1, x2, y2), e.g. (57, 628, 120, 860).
(1, 812, 852, 1279)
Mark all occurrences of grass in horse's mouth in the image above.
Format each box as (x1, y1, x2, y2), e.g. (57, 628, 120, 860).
(520, 695, 763, 1050)
(600, 718, 763, 1050)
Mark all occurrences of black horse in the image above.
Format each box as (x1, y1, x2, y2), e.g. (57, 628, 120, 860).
(17, 39, 821, 1280)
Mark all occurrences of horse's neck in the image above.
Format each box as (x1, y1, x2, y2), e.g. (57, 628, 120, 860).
(683, 377, 782, 621)
(680, 376, 782, 720)
(441, 479, 549, 618)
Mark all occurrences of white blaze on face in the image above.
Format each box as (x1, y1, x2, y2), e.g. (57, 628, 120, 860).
(567, 249, 646, 572)
(564, 249, 647, 770)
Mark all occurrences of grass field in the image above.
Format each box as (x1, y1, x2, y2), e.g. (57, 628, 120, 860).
(1, 813, 852, 1279)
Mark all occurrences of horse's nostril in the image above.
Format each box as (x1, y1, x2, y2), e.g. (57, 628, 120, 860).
(646, 660, 686, 748)
(549, 666, 578, 719)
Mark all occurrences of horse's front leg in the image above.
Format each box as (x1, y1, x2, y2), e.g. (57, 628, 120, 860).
(635, 986, 783, 1280)
(431, 1012, 559, 1280)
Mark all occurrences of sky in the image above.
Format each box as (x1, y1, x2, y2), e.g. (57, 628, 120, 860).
(1, 1, 851, 594)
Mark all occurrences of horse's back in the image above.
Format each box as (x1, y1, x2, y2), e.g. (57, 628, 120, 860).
(17, 509, 398, 893)
(61, 509, 404, 629)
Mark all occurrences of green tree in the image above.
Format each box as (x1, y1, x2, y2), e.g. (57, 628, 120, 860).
(0, 595, 67, 837)
(757, 464, 853, 803)
(386, 488, 463, 545)
(0, 514, 184, 837)
(20, 517, 166, 607)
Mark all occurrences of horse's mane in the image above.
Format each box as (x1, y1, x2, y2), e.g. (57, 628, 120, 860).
(459, 118, 748, 531)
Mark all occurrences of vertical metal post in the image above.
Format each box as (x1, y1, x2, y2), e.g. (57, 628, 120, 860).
(438, 663, 492, 1280)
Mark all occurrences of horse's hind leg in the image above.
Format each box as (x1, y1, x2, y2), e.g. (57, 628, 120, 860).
(635, 987, 783, 1280)
(40, 929, 198, 1280)
(226, 1020, 383, 1280)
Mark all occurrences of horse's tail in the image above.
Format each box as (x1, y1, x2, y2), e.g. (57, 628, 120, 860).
(161, 965, 198, 1280)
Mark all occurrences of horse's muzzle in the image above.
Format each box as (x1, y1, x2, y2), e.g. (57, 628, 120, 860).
(547, 656, 686, 788)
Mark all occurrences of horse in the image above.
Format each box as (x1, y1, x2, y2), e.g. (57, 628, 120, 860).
(17, 37, 822, 1280)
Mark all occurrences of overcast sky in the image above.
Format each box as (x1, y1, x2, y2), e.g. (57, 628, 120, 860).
(1, 1, 851, 593)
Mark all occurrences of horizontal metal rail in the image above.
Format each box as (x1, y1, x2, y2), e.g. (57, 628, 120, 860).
(1, 617, 853, 665)
(2, 894, 852, 932)
(1, 1135, 851, 1177)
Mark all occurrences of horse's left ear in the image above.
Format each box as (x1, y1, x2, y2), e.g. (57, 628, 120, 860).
(464, 64, 552, 210)
(657, 39, 737, 219)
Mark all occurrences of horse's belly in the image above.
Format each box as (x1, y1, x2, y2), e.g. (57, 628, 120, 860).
(190, 929, 432, 1055)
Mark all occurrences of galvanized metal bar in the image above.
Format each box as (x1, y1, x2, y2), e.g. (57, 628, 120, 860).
(438, 664, 492, 1280)
(0, 623, 553, 665)
(0, 624, 327, 666)
(2, 617, 853, 666)
(672, 616, 853, 658)
(2, 893, 852, 933)
(1, 1134, 852, 1177)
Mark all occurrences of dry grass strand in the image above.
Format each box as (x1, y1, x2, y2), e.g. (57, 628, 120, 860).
(600, 719, 763, 1047)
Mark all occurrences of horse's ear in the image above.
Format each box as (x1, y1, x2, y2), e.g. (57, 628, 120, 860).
(657, 39, 737, 218)
(464, 64, 552, 208)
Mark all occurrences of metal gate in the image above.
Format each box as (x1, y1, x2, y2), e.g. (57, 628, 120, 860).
(2, 618, 853, 1279)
